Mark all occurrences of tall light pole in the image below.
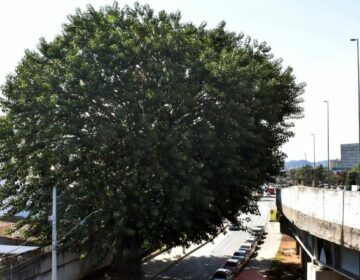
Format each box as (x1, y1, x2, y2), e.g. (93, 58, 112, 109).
(350, 38, 360, 186)
(52, 186, 57, 280)
(304, 152, 307, 167)
(324, 100, 330, 187)
(311, 133, 316, 186)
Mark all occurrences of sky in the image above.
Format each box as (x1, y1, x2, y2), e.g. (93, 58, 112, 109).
(1, 0, 359, 162)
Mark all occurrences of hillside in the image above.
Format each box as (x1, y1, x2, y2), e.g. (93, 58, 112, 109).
(285, 160, 327, 170)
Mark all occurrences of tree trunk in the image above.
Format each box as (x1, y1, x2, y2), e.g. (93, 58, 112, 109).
(111, 240, 143, 279)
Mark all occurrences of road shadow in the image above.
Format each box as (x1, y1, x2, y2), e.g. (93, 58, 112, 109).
(146, 254, 231, 280)
(80, 252, 279, 280)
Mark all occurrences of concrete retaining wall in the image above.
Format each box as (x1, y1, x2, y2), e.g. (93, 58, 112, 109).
(279, 186, 360, 251)
(0, 246, 112, 280)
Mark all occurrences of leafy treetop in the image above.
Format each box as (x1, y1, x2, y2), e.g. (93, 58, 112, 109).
(0, 2, 303, 277)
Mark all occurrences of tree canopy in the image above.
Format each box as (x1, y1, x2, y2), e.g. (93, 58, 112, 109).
(0, 3, 304, 277)
(346, 165, 359, 185)
(289, 165, 326, 186)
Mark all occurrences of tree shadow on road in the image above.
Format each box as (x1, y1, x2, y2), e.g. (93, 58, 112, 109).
(145, 254, 230, 280)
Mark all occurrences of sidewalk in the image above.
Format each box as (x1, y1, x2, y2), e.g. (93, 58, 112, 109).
(236, 221, 282, 280)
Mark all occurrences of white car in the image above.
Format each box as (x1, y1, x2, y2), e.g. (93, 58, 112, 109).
(223, 258, 242, 273)
(245, 235, 257, 243)
(251, 225, 265, 237)
(239, 241, 254, 251)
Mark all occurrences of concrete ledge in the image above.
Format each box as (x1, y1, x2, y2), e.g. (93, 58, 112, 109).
(281, 204, 360, 251)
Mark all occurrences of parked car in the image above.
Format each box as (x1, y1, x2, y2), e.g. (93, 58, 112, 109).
(231, 249, 248, 262)
(212, 268, 234, 280)
(248, 231, 261, 241)
(245, 235, 257, 244)
(229, 223, 240, 231)
(239, 241, 254, 252)
(223, 258, 242, 274)
(251, 225, 265, 238)
(256, 225, 265, 232)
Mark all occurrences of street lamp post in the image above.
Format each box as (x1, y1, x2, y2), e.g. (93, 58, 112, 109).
(311, 133, 316, 186)
(350, 38, 360, 186)
(51, 186, 57, 280)
(324, 101, 330, 187)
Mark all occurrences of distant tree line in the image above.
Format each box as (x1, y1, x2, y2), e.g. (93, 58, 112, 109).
(288, 165, 359, 186)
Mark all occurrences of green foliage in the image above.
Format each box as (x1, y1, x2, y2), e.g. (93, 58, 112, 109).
(315, 165, 326, 185)
(0, 3, 303, 276)
(346, 165, 359, 185)
(334, 171, 347, 185)
(295, 165, 313, 185)
(289, 165, 326, 186)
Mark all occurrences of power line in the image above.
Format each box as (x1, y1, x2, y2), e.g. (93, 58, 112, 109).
(57, 209, 102, 244)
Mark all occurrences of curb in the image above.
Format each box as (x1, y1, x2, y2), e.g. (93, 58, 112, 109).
(142, 247, 169, 263)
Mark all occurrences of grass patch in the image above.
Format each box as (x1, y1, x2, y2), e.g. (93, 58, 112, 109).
(266, 252, 303, 280)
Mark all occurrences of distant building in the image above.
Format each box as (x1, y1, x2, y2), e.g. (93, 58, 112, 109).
(335, 143, 359, 170)
(329, 159, 339, 170)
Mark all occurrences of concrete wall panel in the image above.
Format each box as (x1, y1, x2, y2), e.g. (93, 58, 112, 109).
(344, 191, 360, 229)
(281, 186, 360, 229)
(279, 186, 360, 251)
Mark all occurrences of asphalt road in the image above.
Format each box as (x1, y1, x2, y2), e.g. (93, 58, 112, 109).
(153, 196, 276, 280)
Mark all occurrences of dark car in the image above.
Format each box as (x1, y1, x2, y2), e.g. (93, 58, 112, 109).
(231, 249, 248, 262)
(212, 268, 234, 280)
(229, 223, 240, 231)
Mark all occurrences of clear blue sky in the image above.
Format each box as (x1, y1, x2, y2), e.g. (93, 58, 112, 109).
(1, 0, 359, 161)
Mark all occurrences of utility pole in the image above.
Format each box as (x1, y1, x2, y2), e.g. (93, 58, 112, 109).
(311, 134, 316, 187)
(52, 186, 57, 280)
(324, 100, 330, 187)
(350, 38, 360, 186)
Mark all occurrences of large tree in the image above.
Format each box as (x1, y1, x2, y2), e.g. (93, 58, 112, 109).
(0, 3, 303, 278)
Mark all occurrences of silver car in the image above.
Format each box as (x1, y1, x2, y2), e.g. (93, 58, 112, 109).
(239, 241, 254, 251)
(223, 258, 242, 274)
(245, 235, 257, 243)
(251, 226, 265, 238)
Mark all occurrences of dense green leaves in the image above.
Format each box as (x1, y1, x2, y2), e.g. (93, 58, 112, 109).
(345, 165, 359, 185)
(0, 3, 303, 276)
(289, 165, 326, 186)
